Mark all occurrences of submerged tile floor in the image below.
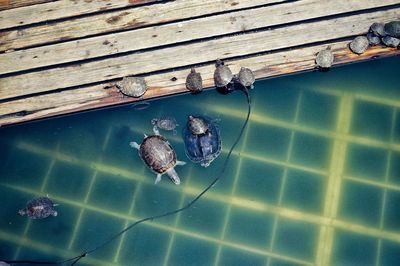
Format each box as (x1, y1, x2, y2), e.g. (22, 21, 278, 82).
(0, 57, 400, 265)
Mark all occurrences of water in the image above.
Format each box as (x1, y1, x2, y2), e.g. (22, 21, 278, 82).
(0, 56, 399, 266)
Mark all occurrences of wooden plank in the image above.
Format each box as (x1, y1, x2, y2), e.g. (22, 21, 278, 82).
(0, 42, 398, 126)
(0, 0, 161, 30)
(1, 0, 399, 74)
(0, 0, 287, 51)
(0, 8, 398, 100)
(0, 0, 53, 11)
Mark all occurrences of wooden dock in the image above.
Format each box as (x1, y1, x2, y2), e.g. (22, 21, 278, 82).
(0, 0, 399, 126)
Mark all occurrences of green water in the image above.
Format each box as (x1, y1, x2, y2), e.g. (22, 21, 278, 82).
(1, 56, 400, 266)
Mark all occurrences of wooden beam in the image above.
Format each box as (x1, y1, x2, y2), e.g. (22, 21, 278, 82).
(0, 0, 53, 11)
(1, 0, 398, 74)
(0, 8, 398, 100)
(0, 41, 398, 126)
(0, 0, 287, 51)
(0, 0, 162, 30)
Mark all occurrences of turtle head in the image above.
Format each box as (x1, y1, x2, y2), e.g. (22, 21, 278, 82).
(215, 59, 224, 67)
(151, 118, 157, 125)
(190, 67, 196, 73)
(18, 209, 26, 216)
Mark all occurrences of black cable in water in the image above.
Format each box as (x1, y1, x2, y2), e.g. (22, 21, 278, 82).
(4, 87, 251, 266)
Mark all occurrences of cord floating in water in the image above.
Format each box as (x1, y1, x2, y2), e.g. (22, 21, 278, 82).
(3, 87, 251, 266)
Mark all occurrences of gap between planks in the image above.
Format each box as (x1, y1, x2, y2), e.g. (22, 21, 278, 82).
(0, 0, 288, 51)
(0, 8, 399, 100)
(1, 0, 399, 74)
(0, 40, 398, 126)
(0, 0, 162, 30)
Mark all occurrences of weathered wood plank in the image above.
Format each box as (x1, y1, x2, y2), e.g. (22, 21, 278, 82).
(1, 0, 398, 74)
(0, 42, 398, 126)
(0, 8, 398, 100)
(0, 0, 53, 11)
(0, 0, 161, 30)
(0, 0, 287, 51)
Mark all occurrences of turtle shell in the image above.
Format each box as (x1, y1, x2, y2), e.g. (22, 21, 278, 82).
(19, 197, 57, 219)
(382, 36, 400, 48)
(139, 135, 176, 173)
(188, 115, 208, 135)
(349, 36, 369, 54)
(369, 22, 386, 37)
(186, 68, 203, 93)
(315, 48, 334, 68)
(118, 76, 148, 97)
(152, 117, 177, 131)
(366, 32, 381, 45)
(214, 60, 233, 87)
(384, 21, 400, 38)
(238, 67, 255, 87)
(183, 116, 221, 167)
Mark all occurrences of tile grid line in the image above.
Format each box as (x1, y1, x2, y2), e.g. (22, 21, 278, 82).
(315, 92, 354, 266)
(205, 105, 400, 153)
(113, 167, 146, 263)
(13, 142, 59, 260)
(4, 181, 400, 262)
(375, 107, 397, 266)
(5, 157, 400, 245)
(67, 126, 113, 250)
(267, 90, 303, 266)
(6, 101, 400, 262)
(162, 167, 195, 266)
(213, 121, 251, 266)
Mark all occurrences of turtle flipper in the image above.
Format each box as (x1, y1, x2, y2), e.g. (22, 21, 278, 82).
(155, 174, 162, 184)
(130, 142, 140, 150)
(166, 168, 180, 185)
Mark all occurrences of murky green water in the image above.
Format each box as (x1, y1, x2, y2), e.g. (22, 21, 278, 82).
(1, 56, 399, 266)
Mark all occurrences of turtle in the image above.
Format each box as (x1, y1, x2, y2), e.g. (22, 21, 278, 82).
(384, 21, 400, 38)
(151, 116, 178, 135)
(369, 22, 386, 37)
(130, 128, 185, 185)
(187, 115, 209, 135)
(183, 115, 221, 167)
(366, 32, 381, 46)
(349, 36, 369, 54)
(117, 76, 148, 98)
(315, 47, 334, 69)
(382, 36, 400, 48)
(186, 68, 203, 93)
(18, 196, 58, 219)
(236, 67, 255, 89)
(214, 59, 233, 88)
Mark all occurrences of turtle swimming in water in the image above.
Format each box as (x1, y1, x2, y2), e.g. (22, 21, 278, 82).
(183, 115, 221, 167)
(18, 196, 58, 219)
(188, 115, 209, 135)
(130, 127, 185, 185)
(151, 116, 178, 135)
